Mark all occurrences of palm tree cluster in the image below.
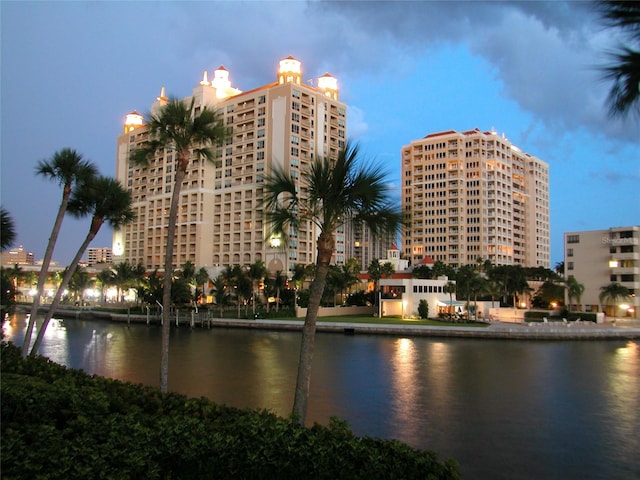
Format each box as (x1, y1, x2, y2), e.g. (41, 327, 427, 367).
(596, 0, 640, 118)
(22, 151, 136, 356)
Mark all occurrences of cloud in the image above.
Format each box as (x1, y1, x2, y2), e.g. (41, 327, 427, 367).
(311, 1, 638, 143)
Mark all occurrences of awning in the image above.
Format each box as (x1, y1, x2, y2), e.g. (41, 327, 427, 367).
(437, 300, 466, 307)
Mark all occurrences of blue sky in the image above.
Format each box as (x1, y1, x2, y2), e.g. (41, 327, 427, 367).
(1, 1, 638, 267)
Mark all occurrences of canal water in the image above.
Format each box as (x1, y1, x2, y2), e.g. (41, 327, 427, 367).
(3, 314, 639, 480)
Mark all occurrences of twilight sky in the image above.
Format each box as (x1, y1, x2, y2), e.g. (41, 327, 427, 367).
(1, 1, 638, 266)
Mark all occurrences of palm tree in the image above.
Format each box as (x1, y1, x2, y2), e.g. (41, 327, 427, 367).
(271, 270, 287, 312)
(30, 176, 135, 355)
(248, 260, 268, 316)
(131, 96, 226, 393)
(194, 267, 210, 308)
(444, 281, 457, 319)
(367, 259, 383, 304)
(210, 274, 229, 317)
(22, 149, 98, 357)
(264, 141, 403, 425)
(599, 282, 631, 320)
(596, 1, 640, 118)
(68, 267, 92, 304)
(95, 268, 115, 304)
(1, 207, 16, 251)
(565, 276, 585, 312)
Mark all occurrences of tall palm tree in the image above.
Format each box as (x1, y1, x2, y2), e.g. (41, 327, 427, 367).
(596, 1, 640, 118)
(30, 176, 135, 355)
(599, 282, 631, 320)
(22, 149, 98, 357)
(264, 141, 403, 425)
(131, 96, 226, 393)
(565, 276, 585, 312)
(1, 207, 16, 251)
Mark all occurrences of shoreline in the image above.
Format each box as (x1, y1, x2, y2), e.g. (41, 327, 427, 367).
(19, 306, 640, 341)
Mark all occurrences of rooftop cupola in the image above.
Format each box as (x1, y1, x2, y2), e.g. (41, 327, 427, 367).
(317, 72, 338, 100)
(124, 110, 144, 133)
(212, 65, 231, 90)
(278, 56, 302, 85)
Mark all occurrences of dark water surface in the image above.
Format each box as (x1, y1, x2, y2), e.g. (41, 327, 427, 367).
(4, 314, 639, 479)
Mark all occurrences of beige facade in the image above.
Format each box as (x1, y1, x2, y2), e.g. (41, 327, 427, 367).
(1, 245, 35, 267)
(401, 128, 550, 268)
(564, 226, 639, 318)
(114, 57, 347, 277)
(87, 247, 112, 266)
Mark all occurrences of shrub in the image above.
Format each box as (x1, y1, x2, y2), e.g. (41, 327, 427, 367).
(1, 342, 459, 480)
(418, 299, 429, 319)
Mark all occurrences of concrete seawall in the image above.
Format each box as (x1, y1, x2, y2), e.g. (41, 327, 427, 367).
(31, 307, 640, 341)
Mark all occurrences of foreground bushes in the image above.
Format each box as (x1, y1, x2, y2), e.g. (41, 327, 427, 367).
(1, 342, 459, 479)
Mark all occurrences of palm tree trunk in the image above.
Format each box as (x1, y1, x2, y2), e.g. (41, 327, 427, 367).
(30, 224, 99, 356)
(159, 168, 185, 393)
(292, 232, 333, 426)
(22, 191, 70, 357)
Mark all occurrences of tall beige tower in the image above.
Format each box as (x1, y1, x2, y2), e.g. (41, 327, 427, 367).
(401, 128, 550, 268)
(114, 57, 347, 277)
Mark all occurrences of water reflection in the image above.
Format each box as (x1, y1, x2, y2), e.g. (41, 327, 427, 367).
(2, 314, 639, 480)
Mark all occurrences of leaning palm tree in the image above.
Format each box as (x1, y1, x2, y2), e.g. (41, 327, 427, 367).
(22, 149, 98, 357)
(596, 1, 640, 118)
(264, 141, 404, 425)
(599, 282, 631, 321)
(1, 207, 16, 251)
(30, 176, 135, 355)
(131, 96, 226, 393)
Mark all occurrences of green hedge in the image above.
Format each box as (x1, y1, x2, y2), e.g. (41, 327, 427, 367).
(1, 342, 459, 480)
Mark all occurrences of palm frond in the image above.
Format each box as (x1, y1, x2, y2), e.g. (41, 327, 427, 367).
(601, 47, 640, 117)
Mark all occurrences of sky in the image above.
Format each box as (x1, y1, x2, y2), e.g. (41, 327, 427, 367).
(1, 1, 638, 267)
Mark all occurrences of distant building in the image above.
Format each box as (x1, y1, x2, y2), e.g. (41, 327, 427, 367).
(401, 128, 550, 268)
(1, 245, 34, 267)
(87, 247, 113, 266)
(114, 56, 348, 277)
(564, 226, 639, 318)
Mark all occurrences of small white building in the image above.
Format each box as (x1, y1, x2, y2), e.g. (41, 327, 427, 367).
(378, 276, 461, 319)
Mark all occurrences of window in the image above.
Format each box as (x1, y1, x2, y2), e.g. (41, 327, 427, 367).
(567, 248, 573, 257)
(567, 234, 580, 244)
(567, 262, 574, 270)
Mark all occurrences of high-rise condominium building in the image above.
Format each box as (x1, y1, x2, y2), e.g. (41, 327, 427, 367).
(113, 57, 347, 277)
(564, 226, 639, 318)
(401, 128, 550, 268)
(87, 247, 112, 266)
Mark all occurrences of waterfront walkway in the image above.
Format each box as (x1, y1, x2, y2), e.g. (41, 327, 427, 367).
(24, 306, 640, 341)
(219, 317, 640, 340)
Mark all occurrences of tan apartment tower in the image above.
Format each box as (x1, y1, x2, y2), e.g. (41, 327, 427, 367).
(401, 128, 550, 268)
(564, 226, 639, 318)
(114, 57, 347, 277)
